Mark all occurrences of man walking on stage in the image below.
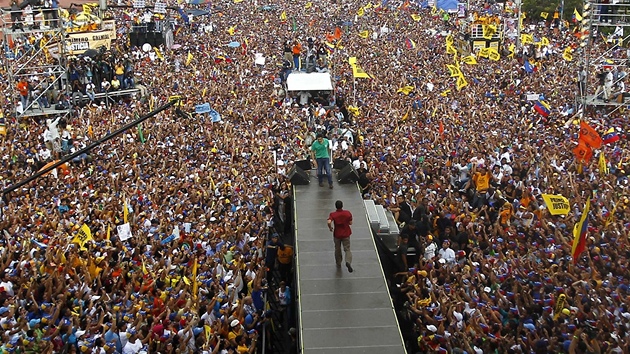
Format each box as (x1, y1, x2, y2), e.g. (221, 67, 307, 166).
(327, 200, 353, 272)
(310, 133, 333, 189)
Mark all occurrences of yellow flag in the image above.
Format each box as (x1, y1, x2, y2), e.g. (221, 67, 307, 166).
(82, 4, 91, 14)
(446, 64, 462, 78)
(482, 24, 497, 40)
(411, 14, 421, 21)
(478, 47, 490, 58)
(348, 57, 357, 65)
(541, 37, 550, 46)
(352, 64, 371, 78)
(192, 257, 199, 298)
(227, 25, 236, 35)
(154, 47, 164, 61)
(507, 43, 515, 58)
(445, 34, 454, 46)
(456, 75, 468, 90)
(562, 47, 573, 61)
(541, 194, 570, 215)
(123, 199, 129, 223)
(305, 1, 312, 9)
(364, 2, 373, 9)
(540, 12, 549, 19)
(233, 0, 243, 2)
(106, 224, 111, 241)
(397, 85, 415, 95)
(142, 260, 148, 275)
(280, 11, 287, 21)
(440, 89, 451, 97)
(182, 276, 191, 285)
(599, 152, 609, 175)
(446, 43, 457, 55)
(72, 224, 93, 249)
(605, 202, 618, 227)
(462, 55, 477, 65)
(186, 52, 194, 66)
(488, 48, 500, 61)
(358, 30, 369, 38)
(521, 33, 534, 45)
(347, 105, 360, 116)
(574, 8, 582, 22)
(204, 325, 212, 341)
(357, 7, 365, 16)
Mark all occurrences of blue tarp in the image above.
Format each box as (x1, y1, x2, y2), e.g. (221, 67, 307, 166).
(436, 0, 458, 12)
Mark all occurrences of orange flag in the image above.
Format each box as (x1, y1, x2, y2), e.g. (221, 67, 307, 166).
(579, 121, 603, 149)
(573, 140, 593, 163)
(334, 27, 342, 40)
(439, 121, 444, 136)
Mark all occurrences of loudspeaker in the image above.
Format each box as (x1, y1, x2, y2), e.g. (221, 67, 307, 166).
(288, 166, 310, 185)
(129, 33, 141, 48)
(337, 164, 359, 184)
(295, 159, 312, 170)
(333, 158, 349, 170)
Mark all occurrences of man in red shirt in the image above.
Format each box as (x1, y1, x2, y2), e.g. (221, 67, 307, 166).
(327, 200, 353, 272)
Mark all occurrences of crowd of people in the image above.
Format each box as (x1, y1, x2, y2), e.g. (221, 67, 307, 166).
(0, 0, 629, 353)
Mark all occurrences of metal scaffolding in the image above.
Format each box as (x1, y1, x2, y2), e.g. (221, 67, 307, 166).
(1, 6, 71, 119)
(579, 0, 630, 115)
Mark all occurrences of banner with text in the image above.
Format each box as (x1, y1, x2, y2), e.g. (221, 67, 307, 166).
(66, 29, 113, 55)
(541, 194, 570, 215)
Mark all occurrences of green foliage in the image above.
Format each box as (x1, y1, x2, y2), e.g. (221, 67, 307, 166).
(521, 0, 584, 21)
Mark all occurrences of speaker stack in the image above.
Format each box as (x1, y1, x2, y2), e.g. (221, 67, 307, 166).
(337, 164, 359, 184)
(288, 166, 310, 185)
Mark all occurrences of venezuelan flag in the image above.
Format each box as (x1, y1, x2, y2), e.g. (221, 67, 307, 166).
(405, 38, 416, 49)
(533, 100, 550, 117)
(571, 197, 590, 264)
(602, 128, 620, 145)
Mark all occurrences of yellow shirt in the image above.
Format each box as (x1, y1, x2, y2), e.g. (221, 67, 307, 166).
(473, 172, 490, 192)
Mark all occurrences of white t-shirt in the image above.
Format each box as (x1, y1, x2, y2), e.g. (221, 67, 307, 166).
(298, 91, 311, 105)
(119, 331, 129, 348)
(0, 281, 14, 296)
(438, 247, 456, 263)
(122, 339, 143, 354)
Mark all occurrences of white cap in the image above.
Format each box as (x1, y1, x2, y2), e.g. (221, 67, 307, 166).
(426, 325, 438, 333)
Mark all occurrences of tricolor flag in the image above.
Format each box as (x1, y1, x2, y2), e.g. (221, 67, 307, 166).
(405, 38, 416, 49)
(602, 129, 620, 144)
(534, 100, 551, 117)
(571, 197, 590, 264)
(524, 59, 536, 73)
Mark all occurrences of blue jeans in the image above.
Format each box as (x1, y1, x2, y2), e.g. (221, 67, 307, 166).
(316, 157, 333, 185)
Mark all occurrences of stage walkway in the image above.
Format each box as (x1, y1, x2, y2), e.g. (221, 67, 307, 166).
(293, 178, 406, 354)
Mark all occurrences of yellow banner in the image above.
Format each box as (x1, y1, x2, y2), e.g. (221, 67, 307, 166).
(541, 194, 570, 215)
(66, 30, 113, 55)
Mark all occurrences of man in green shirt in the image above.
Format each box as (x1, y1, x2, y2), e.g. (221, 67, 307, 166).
(310, 133, 333, 188)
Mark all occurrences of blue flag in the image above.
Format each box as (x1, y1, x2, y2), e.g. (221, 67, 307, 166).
(176, 8, 190, 24)
(209, 109, 222, 122)
(195, 103, 211, 114)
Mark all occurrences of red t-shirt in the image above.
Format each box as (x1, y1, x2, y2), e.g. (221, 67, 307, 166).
(328, 209, 353, 239)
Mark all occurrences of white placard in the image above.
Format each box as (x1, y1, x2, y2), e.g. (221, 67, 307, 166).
(133, 0, 145, 8)
(117, 223, 132, 241)
(526, 94, 539, 101)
